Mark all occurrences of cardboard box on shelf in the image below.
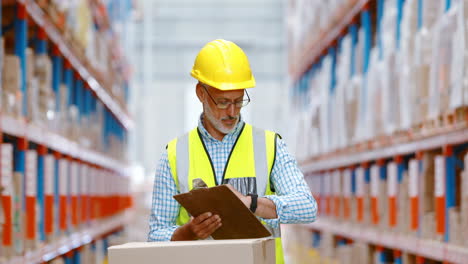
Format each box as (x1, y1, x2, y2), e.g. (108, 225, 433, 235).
(419, 152, 436, 239)
(429, 15, 456, 119)
(35, 54, 54, 126)
(422, 212, 436, 240)
(26, 48, 40, 123)
(337, 245, 353, 264)
(413, 30, 432, 125)
(26, 48, 35, 86)
(56, 83, 69, 135)
(67, 105, 80, 140)
(27, 77, 40, 122)
(319, 231, 334, 259)
(109, 239, 276, 264)
(421, 0, 443, 30)
(448, 207, 462, 245)
(351, 242, 371, 264)
(449, 1, 466, 110)
(346, 76, 360, 145)
(2, 54, 22, 118)
(35, 54, 52, 86)
(381, 52, 401, 135)
(363, 48, 381, 139)
(398, 59, 414, 130)
(414, 65, 431, 125)
(80, 243, 93, 264)
(400, 0, 419, 130)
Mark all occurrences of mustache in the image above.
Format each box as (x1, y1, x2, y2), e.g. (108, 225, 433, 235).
(221, 115, 239, 121)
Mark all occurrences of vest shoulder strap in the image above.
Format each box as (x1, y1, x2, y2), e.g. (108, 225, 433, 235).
(252, 126, 268, 195)
(167, 131, 190, 193)
(167, 137, 178, 190)
(264, 130, 278, 194)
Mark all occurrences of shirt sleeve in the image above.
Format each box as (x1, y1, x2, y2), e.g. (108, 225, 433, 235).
(261, 137, 318, 229)
(148, 150, 181, 241)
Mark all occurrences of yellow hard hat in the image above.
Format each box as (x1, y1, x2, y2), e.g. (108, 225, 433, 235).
(191, 39, 256, 91)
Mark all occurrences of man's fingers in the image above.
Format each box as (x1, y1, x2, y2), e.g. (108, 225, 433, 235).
(198, 215, 220, 229)
(192, 212, 212, 225)
(192, 215, 222, 239)
(198, 221, 222, 239)
(205, 218, 222, 233)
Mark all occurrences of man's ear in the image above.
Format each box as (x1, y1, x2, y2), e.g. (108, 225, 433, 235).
(196, 83, 204, 102)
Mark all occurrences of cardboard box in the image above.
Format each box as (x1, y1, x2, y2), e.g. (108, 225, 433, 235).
(350, 242, 371, 264)
(108, 238, 275, 264)
(2, 54, 22, 117)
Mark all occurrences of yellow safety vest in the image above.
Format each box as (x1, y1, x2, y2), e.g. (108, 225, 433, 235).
(167, 123, 284, 264)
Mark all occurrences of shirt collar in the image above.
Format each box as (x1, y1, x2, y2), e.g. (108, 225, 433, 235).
(198, 114, 244, 142)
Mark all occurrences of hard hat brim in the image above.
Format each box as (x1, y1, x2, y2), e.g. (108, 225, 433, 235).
(191, 71, 256, 91)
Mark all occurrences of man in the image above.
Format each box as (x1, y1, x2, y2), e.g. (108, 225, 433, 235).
(148, 39, 317, 263)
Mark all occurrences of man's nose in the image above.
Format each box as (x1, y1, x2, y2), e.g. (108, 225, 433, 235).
(227, 103, 236, 116)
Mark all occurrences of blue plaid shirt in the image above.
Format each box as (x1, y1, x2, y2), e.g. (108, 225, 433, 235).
(148, 116, 317, 241)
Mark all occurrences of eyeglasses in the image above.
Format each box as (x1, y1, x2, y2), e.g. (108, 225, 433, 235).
(202, 84, 250, 109)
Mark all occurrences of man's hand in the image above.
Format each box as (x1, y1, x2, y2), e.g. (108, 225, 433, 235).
(189, 212, 222, 239)
(171, 212, 221, 241)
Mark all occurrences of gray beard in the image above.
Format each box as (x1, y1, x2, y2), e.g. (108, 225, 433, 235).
(204, 104, 239, 134)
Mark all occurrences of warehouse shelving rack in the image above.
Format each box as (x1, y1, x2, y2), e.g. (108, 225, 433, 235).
(5, 211, 132, 264)
(304, 219, 468, 263)
(290, 0, 468, 263)
(298, 130, 468, 263)
(16, 0, 133, 130)
(301, 127, 468, 173)
(289, 0, 370, 83)
(2, 115, 130, 175)
(0, 0, 134, 263)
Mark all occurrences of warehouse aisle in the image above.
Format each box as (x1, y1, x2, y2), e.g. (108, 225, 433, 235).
(2, 0, 468, 264)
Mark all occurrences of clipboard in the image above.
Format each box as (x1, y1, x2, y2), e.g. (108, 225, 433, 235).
(173, 185, 271, 239)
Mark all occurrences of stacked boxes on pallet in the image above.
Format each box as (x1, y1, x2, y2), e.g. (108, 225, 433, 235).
(290, 0, 468, 157)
